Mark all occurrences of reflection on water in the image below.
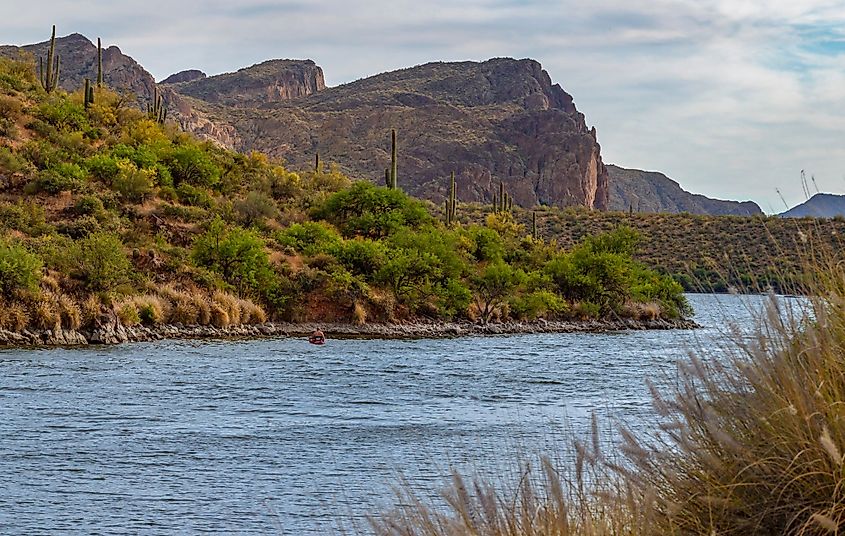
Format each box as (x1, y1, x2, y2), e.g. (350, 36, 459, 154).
(0, 294, 783, 534)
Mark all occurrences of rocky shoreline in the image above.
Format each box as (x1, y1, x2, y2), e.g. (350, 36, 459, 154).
(0, 317, 699, 348)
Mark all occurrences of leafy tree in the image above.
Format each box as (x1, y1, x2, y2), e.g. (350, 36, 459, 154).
(332, 238, 389, 277)
(465, 225, 506, 262)
(0, 240, 42, 296)
(377, 247, 441, 303)
(316, 181, 431, 238)
(71, 232, 132, 291)
(471, 260, 523, 323)
(192, 217, 271, 293)
(233, 191, 278, 227)
(167, 143, 221, 188)
(276, 221, 342, 256)
(112, 160, 155, 202)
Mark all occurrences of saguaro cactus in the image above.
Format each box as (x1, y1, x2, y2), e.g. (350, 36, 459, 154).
(388, 129, 398, 189)
(532, 211, 537, 239)
(315, 152, 320, 173)
(97, 37, 103, 87)
(83, 78, 94, 109)
(498, 182, 505, 213)
(39, 25, 61, 93)
(146, 85, 167, 124)
(446, 171, 458, 225)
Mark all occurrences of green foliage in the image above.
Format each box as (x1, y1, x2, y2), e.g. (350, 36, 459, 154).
(29, 162, 86, 194)
(70, 232, 132, 291)
(471, 260, 524, 323)
(0, 201, 51, 236)
(0, 239, 42, 296)
(333, 238, 389, 277)
(316, 181, 431, 238)
(510, 289, 567, 320)
(233, 191, 278, 227)
(112, 160, 155, 202)
(74, 195, 105, 217)
(276, 221, 342, 256)
(192, 217, 272, 293)
(465, 225, 505, 262)
(167, 143, 221, 188)
(176, 182, 214, 208)
(36, 97, 88, 132)
(85, 153, 121, 184)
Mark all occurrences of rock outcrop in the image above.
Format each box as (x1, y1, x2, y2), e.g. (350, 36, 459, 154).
(0, 33, 156, 100)
(161, 69, 206, 84)
(607, 165, 762, 215)
(169, 59, 325, 108)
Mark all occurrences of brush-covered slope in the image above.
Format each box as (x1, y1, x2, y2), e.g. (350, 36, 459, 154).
(607, 165, 762, 215)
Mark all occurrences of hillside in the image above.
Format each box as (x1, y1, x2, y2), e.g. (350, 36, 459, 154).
(0, 56, 690, 344)
(607, 165, 763, 216)
(780, 193, 845, 218)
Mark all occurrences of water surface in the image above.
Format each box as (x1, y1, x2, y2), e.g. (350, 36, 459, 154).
(0, 294, 776, 534)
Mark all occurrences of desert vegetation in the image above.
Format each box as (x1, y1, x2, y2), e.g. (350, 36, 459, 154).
(371, 245, 845, 534)
(0, 54, 688, 337)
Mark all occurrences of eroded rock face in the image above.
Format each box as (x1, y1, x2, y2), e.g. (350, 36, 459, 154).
(161, 69, 207, 84)
(172, 59, 326, 108)
(0, 33, 157, 100)
(222, 58, 609, 209)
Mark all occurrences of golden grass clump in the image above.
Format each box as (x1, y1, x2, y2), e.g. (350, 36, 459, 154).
(237, 298, 267, 325)
(55, 293, 81, 330)
(374, 239, 845, 536)
(31, 296, 60, 331)
(128, 294, 165, 325)
(80, 294, 101, 328)
(115, 301, 140, 326)
(209, 303, 230, 328)
(193, 294, 212, 325)
(352, 300, 367, 326)
(212, 291, 241, 325)
(6, 303, 28, 332)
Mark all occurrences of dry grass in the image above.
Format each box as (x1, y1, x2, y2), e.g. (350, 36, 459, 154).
(372, 247, 845, 535)
(213, 291, 241, 325)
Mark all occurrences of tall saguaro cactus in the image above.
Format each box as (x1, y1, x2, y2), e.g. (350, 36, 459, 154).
(97, 37, 103, 87)
(146, 85, 167, 124)
(388, 129, 398, 189)
(83, 78, 94, 109)
(446, 171, 457, 226)
(532, 211, 538, 239)
(315, 152, 320, 173)
(39, 25, 61, 93)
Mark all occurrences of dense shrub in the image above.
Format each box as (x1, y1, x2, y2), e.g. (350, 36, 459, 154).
(192, 217, 272, 293)
(70, 232, 132, 291)
(0, 240, 42, 297)
(276, 221, 342, 256)
(167, 143, 221, 188)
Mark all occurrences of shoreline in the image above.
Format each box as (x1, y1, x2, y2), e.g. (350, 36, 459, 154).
(0, 317, 700, 349)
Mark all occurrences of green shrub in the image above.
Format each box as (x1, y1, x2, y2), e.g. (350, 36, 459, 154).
(29, 162, 86, 194)
(0, 239, 42, 297)
(0, 201, 51, 236)
(233, 191, 278, 227)
(276, 221, 342, 256)
(36, 97, 89, 132)
(70, 232, 132, 291)
(510, 289, 568, 320)
(167, 143, 221, 188)
(176, 182, 214, 208)
(112, 160, 155, 202)
(316, 181, 432, 238)
(332, 238, 389, 277)
(86, 153, 121, 184)
(192, 217, 272, 293)
(74, 195, 105, 216)
(0, 146, 31, 175)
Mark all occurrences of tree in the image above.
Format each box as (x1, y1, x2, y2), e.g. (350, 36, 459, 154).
(471, 260, 523, 324)
(316, 181, 431, 238)
(71, 232, 132, 291)
(0, 240, 42, 296)
(192, 217, 271, 293)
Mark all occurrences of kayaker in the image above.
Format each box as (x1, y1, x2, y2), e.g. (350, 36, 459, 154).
(309, 329, 325, 344)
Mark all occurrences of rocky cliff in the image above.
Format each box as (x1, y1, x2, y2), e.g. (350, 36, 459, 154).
(607, 165, 762, 216)
(165, 59, 325, 108)
(199, 58, 609, 209)
(0, 33, 156, 100)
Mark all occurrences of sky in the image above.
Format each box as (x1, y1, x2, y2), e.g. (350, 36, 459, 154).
(2, 0, 845, 212)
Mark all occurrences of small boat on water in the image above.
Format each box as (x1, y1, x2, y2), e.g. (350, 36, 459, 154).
(308, 333, 326, 345)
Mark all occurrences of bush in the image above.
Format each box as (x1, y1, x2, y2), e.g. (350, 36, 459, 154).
(510, 289, 568, 320)
(276, 221, 342, 256)
(86, 153, 121, 184)
(74, 195, 105, 217)
(192, 217, 271, 293)
(233, 191, 278, 227)
(116, 301, 141, 326)
(29, 162, 86, 194)
(333, 238, 389, 277)
(0, 239, 42, 297)
(167, 143, 221, 188)
(316, 181, 432, 238)
(176, 182, 214, 208)
(70, 232, 132, 291)
(112, 160, 155, 202)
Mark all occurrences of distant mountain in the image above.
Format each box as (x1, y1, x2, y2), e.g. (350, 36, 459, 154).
(780, 193, 845, 218)
(607, 165, 762, 216)
(160, 69, 206, 84)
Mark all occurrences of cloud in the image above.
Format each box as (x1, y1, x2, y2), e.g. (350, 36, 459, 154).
(3, 0, 844, 210)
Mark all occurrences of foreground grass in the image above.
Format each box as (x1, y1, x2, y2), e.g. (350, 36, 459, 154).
(372, 254, 845, 535)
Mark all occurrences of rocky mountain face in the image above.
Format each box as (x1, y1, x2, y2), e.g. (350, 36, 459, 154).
(780, 193, 845, 218)
(188, 58, 609, 209)
(607, 165, 762, 216)
(165, 59, 325, 108)
(0, 33, 156, 100)
(160, 69, 206, 84)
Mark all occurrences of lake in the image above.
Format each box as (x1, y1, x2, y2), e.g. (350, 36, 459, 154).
(0, 294, 777, 534)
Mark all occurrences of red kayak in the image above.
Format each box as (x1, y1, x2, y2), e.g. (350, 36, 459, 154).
(308, 336, 326, 345)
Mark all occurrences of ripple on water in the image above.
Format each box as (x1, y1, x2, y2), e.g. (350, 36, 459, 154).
(0, 294, 768, 535)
